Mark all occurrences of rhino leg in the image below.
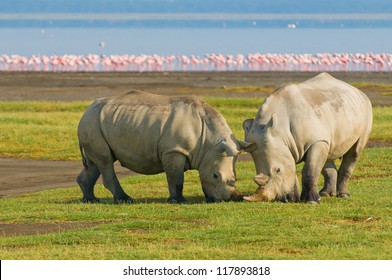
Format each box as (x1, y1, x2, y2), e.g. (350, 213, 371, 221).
(337, 141, 363, 198)
(77, 158, 101, 203)
(83, 141, 134, 204)
(100, 163, 135, 204)
(301, 141, 329, 203)
(320, 160, 337, 197)
(293, 175, 300, 202)
(163, 153, 187, 204)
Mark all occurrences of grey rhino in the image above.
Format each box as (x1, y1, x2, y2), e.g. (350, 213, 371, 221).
(77, 90, 244, 203)
(242, 73, 372, 203)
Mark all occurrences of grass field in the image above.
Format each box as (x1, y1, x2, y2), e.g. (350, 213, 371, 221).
(0, 98, 391, 160)
(0, 97, 391, 259)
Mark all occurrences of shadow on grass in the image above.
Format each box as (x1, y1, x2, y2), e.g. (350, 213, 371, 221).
(60, 195, 209, 205)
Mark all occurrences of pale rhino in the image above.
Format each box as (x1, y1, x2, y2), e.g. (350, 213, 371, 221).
(242, 73, 372, 203)
(77, 91, 244, 203)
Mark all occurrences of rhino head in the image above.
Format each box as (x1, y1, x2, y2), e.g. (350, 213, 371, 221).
(241, 114, 298, 202)
(198, 138, 243, 202)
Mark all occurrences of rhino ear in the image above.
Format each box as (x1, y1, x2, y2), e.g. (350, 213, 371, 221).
(217, 139, 238, 157)
(243, 119, 254, 134)
(264, 113, 278, 135)
(266, 113, 277, 130)
(238, 141, 256, 153)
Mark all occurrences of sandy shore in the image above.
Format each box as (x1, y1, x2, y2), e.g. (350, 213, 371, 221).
(1, 71, 392, 104)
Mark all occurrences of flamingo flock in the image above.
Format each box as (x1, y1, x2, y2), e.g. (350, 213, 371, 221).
(1, 53, 392, 72)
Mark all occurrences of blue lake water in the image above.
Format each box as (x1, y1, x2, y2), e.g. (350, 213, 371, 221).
(1, 28, 392, 56)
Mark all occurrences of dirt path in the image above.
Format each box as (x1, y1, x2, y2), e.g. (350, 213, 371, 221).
(0, 158, 137, 198)
(2, 71, 392, 104)
(0, 156, 254, 198)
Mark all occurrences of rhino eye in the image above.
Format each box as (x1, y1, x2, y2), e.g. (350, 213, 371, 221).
(276, 168, 281, 174)
(213, 173, 219, 179)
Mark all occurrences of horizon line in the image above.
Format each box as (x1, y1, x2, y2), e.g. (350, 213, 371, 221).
(1, 13, 392, 21)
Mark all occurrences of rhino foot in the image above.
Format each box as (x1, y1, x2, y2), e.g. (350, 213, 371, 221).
(82, 197, 101, 203)
(338, 193, 351, 199)
(306, 200, 320, 204)
(319, 191, 336, 197)
(167, 196, 187, 204)
(301, 192, 321, 204)
(114, 196, 136, 204)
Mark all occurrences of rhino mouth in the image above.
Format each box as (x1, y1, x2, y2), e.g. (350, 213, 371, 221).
(243, 187, 269, 202)
(204, 190, 243, 203)
(244, 186, 298, 202)
(205, 195, 218, 203)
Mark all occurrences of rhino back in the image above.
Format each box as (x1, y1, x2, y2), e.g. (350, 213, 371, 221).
(98, 91, 206, 173)
(258, 73, 372, 161)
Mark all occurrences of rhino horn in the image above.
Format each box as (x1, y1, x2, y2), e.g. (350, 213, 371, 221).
(238, 140, 256, 153)
(254, 173, 269, 186)
(243, 194, 259, 202)
(243, 190, 268, 202)
(217, 138, 239, 156)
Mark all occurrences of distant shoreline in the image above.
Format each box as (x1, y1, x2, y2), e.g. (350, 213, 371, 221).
(1, 13, 392, 28)
(2, 13, 392, 21)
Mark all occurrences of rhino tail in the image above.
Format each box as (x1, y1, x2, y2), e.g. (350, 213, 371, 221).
(79, 144, 88, 170)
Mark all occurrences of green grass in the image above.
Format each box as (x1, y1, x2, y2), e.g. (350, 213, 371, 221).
(0, 148, 391, 260)
(0, 98, 391, 259)
(0, 101, 89, 160)
(370, 106, 392, 142)
(351, 82, 392, 97)
(352, 82, 392, 94)
(0, 99, 391, 160)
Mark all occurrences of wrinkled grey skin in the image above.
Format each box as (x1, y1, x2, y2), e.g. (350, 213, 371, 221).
(242, 73, 372, 203)
(77, 90, 243, 204)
